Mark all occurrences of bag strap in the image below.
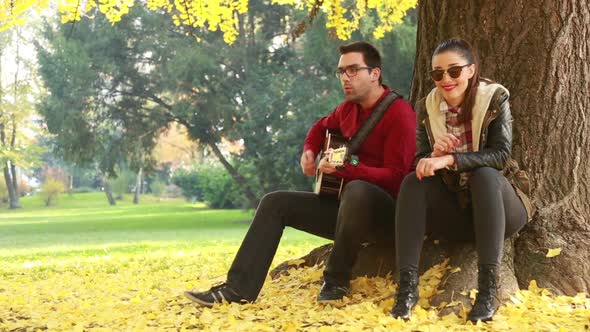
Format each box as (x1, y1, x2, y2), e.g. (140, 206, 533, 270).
(347, 91, 401, 155)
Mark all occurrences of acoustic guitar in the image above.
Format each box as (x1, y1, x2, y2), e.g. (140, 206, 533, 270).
(314, 129, 348, 199)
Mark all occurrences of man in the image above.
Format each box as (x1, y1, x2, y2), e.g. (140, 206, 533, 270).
(184, 41, 416, 306)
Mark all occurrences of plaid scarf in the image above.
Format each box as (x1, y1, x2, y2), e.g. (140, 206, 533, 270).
(440, 101, 473, 152)
(440, 100, 473, 188)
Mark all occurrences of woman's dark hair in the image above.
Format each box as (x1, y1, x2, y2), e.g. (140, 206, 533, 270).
(433, 38, 480, 123)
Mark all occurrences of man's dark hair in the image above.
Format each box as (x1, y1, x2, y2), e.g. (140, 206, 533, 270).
(338, 41, 382, 83)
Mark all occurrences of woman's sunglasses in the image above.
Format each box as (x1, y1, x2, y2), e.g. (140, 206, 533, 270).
(430, 64, 472, 81)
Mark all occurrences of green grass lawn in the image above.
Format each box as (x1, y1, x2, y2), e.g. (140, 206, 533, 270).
(0, 192, 329, 271)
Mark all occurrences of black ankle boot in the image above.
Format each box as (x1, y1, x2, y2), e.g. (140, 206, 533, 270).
(467, 265, 499, 323)
(390, 268, 419, 320)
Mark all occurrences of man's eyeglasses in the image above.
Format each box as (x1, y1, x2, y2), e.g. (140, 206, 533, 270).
(335, 66, 373, 79)
(430, 64, 472, 81)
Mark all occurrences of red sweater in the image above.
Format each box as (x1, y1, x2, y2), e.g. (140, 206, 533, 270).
(303, 87, 416, 198)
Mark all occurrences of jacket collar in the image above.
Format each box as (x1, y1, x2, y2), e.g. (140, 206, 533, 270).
(425, 81, 509, 151)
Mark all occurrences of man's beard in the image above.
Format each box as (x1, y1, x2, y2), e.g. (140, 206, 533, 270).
(345, 91, 361, 103)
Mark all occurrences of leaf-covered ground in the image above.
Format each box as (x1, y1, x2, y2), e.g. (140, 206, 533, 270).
(1, 194, 588, 331)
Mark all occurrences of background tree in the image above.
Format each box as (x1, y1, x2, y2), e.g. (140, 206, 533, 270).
(36, 3, 417, 208)
(36, 19, 160, 205)
(0, 27, 44, 209)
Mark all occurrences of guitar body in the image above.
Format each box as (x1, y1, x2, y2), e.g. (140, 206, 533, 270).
(314, 129, 348, 199)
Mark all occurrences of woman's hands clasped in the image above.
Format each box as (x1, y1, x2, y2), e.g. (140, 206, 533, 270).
(416, 133, 459, 180)
(415, 155, 455, 180)
(431, 133, 460, 157)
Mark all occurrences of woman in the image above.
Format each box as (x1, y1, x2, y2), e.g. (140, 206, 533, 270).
(389, 38, 533, 323)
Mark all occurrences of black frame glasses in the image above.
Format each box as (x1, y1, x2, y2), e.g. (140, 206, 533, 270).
(335, 66, 373, 79)
(430, 64, 472, 81)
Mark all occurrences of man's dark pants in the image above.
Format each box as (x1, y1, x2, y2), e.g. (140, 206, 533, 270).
(226, 180, 396, 301)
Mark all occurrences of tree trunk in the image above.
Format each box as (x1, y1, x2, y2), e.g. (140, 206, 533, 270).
(7, 29, 21, 208)
(140, 174, 145, 194)
(133, 167, 142, 204)
(411, 0, 590, 296)
(9, 161, 17, 192)
(103, 176, 116, 206)
(205, 139, 259, 209)
(3, 162, 20, 209)
(9, 161, 20, 205)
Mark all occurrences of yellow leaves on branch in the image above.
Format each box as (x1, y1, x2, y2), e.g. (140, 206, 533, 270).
(168, 0, 248, 44)
(0, 0, 416, 42)
(0, 0, 41, 32)
(276, 0, 417, 40)
(96, 0, 134, 24)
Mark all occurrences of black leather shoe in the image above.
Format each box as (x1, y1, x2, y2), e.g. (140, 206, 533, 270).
(317, 282, 350, 303)
(467, 265, 499, 323)
(390, 268, 419, 320)
(184, 282, 248, 307)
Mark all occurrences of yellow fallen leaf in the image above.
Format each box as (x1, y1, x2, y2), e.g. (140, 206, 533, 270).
(287, 258, 305, 266)
(445, 300, 462, 308)
(546, 248, 562, 257)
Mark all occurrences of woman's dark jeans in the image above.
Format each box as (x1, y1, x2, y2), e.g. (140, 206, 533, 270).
(395, 167, 527, 271)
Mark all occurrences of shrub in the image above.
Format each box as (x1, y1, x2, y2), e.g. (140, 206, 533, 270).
(171, 170, 203, 202)
(40, 178, 66, 206)
(72, 186, 97, 193)
(150, 179, 166, 197)
(172, 165, 248, 208)
(17, 179, 32, 196)
(110, 171, 134, 200)
(198, 166, 246, 209)
(164, 184, 183, 198)
(0, 178, 33, 200)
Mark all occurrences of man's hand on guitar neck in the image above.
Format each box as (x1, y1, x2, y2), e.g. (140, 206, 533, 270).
(300, 150, 316, 176)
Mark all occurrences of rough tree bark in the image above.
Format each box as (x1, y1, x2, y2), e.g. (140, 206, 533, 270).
(272, 0, 590, 312)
